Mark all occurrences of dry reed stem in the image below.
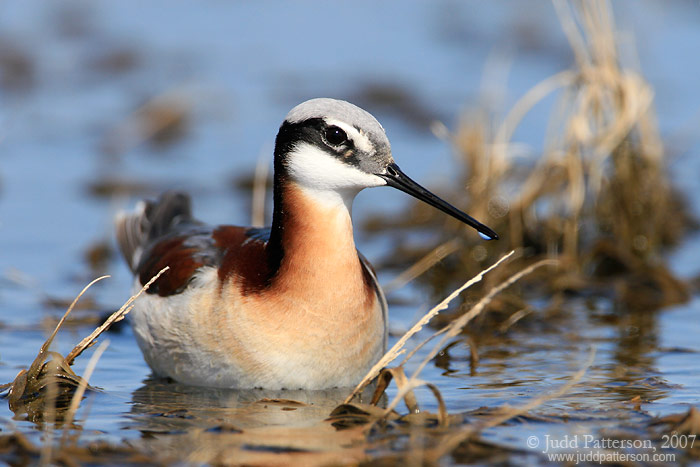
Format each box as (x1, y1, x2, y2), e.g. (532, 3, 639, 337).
(61, 340, 110, 445)
(28, 269, 167, 462)
(7, 274, 112, 467)
(373, 369, 449, 428)
(344, 251, 515, 404)
(424, 382, 449, 428)
(399, 325, 449, 367)
(251, 146, 271, 228)
(587, 73, 655, 194)
(553, 0, 589, 67)
(384, 258, 558, 417)
(371, 367, 419, 413)
(559, 1, 660, 181)
(498, 306, 534, 332)
(493, 70, 576, 171)
(39, 373, 58, 467)
(65, 266, 169, 365)
(427, 346, 596, 462)
(477, 0, 664, 256)
(383, 238, 461, 295)
(34, 276, 110, 374)
(379, 377, 430, 418)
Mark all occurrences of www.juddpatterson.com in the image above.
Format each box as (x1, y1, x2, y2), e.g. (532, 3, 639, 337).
(525, 434, 688, 464)
(545, 450, 676, 464)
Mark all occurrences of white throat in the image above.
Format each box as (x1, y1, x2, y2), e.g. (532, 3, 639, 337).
(285, 142, 386, 211)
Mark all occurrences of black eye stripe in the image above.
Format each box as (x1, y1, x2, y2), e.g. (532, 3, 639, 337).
(324, 125, 348, 146)
(275, 118, 362, 171)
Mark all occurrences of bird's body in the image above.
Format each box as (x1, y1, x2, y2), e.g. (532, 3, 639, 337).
(116, 98, 496, 390)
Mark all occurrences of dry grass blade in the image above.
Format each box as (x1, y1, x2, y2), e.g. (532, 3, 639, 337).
(424, 382, 449, 428)
(61, 340, 110, 444)
(405, 259, 557, 389)
(552, 0, 589, 66)
(33, 276, 110, 375)
(399, 325, 449, 367)
(371, 367, 450, 428)
(344, 251, 515, 404)
(3, 276, 110, 426)
(0, 380, 13, 392)
(380, 377, 429, 418)
(379, 259, 558, 419)
(251, 145, 270, 228)
(427, 347, 596, 462)
(65, 266, 168, 365)
(39, 370, 58, 466)
(370, 368, 419, 413)
(498, 306, 534, 332)
(493, 70, 576, 167)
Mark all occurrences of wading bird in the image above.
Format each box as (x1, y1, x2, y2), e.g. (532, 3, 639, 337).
(116, 98, 497, 389)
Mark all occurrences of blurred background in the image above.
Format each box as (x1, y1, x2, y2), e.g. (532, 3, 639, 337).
(1, 0, 699, 463)
(1, 1, 697, 298)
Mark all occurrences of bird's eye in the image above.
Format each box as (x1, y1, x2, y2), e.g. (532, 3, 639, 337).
(324, 125, 348, 146)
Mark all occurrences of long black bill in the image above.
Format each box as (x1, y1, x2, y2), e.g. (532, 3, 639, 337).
(377, 163, 499, 240)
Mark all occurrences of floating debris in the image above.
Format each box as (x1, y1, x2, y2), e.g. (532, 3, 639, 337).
(0, 39, 35, 93)
(2, 269, 168, 425)
(100, 90, 193, 155)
